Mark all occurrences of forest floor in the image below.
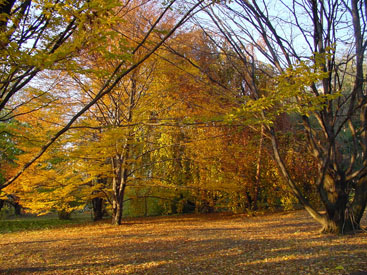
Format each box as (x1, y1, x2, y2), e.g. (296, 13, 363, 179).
(0, 210, 366, 274)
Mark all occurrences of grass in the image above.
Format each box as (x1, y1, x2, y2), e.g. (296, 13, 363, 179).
(0, 210, 366, 274)
(0, 213, 91, 234)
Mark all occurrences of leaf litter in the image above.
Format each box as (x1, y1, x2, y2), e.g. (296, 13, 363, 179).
(0, 210, 366, 274)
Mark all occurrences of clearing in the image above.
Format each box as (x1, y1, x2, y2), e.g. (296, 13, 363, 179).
(0, 210, 366, 274)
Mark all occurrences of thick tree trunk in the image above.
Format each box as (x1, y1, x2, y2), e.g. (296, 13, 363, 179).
(269, 126, 365, 234)
(320, 205, 348, 234)
(112, 203, 122, 225)
(112, 193, 124, 225)
(318, 174, 364, 234)
(92, 197, 105, 221)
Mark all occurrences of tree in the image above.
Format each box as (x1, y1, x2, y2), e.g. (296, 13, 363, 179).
(1, 83, 90, 219)
(0, 0, 121, 193)
(0, 0, 206, 192)
(203, 0, 367, 233)
(62, 1, 203, 225)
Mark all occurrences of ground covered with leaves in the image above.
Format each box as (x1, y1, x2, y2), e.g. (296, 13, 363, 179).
(0, 210, 366, 274)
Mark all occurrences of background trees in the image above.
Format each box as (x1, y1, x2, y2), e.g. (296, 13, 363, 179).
(1, 14, 322, 225)
(1, 0, 365, 235)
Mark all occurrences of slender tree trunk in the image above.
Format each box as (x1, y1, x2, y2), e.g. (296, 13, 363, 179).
(14, 202, 21, 216)
(144, 196, 148, 217)
(252, 125, 264, 210)
(112, 171, 123, 225)
(246, 192, 253, 210)
(111, 155, 129, 225)
(111, 70, 136, 225)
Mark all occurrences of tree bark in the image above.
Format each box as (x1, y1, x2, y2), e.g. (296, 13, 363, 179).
(58, 210, 71, 220)
(13, 202, 21, 216)
(92, 197, 105, 221)
(112, 182, 126, 225)
(252, 125, 264, 210)
(112, 201, 123, 225)
(144, 196, 148, 217)
(350, 175, 367, 230)
(317, 174, 349, 233)
(111, 152, 129, 225)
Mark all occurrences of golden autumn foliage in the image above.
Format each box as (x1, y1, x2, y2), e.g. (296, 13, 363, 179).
(2, 0, 364, 239)
(1, 20, 321, 221)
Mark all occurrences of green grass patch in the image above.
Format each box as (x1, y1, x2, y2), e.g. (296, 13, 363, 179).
(0, 213, 91, 234)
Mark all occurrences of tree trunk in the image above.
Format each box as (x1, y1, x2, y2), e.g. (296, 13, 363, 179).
(112, 170, 127, 225)
(320, 205, 348, 234)
(112, 195, 124, 225)
(14, 202, 22, 216)
(144, 196, 148, 217)
(92, 197, 105, 221)
(318, 175, 350, 234)
(246, 191, 253, 210)
(349, 175, 367, 230)
(58, 210, 71, 220)
(252, 124, 264, 211)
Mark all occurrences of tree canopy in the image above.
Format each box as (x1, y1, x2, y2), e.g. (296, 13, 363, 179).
(0, 0, 366, 235)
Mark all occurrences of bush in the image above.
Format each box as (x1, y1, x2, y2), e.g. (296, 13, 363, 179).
(0, 204, 13, 220)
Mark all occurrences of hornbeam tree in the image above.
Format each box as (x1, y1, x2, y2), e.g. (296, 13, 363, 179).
(0, 0, 206, 191)
(68, 0, 185, 225)
(204, 0, 367, 233)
